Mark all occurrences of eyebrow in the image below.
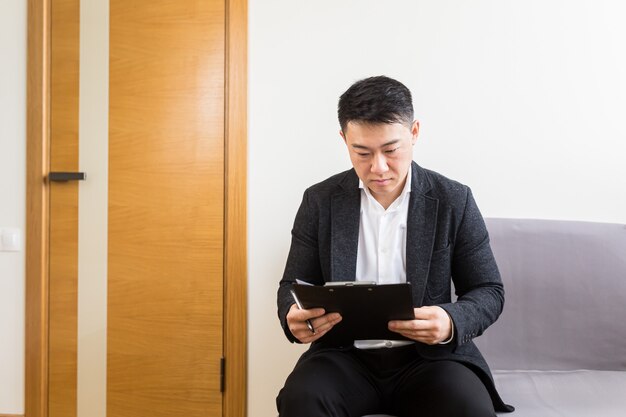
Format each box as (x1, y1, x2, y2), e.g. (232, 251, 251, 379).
(351, 139, 401, 150)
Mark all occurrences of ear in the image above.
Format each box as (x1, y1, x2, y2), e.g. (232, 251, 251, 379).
(339, 130, 347, 144)
(410, 120, 420, 145)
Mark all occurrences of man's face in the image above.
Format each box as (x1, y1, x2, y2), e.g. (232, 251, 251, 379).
(341, 120, 419, 208)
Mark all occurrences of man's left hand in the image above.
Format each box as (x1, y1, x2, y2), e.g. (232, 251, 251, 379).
(388, 306, 452, 345)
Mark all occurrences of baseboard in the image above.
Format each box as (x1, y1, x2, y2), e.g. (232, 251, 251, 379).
(0, 414, 24, 417)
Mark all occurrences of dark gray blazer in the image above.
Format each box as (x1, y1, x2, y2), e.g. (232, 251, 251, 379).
(277, 161, 513, 412)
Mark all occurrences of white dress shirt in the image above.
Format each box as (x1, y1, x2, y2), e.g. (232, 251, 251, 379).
(355, 173, 411, 287)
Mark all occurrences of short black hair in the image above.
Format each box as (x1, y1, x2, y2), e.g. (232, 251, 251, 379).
(338, 75, 414, 132)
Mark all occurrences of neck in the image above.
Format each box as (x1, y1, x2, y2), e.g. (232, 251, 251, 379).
(369, 175, 408, 210)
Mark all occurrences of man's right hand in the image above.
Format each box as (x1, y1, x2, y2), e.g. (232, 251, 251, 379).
(286, 304, 342, 344)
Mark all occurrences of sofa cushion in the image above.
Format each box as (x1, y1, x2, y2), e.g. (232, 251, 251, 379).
(478, 219, 626, 371)
(493, 370, 626, 416)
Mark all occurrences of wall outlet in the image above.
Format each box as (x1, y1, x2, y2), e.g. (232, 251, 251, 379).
(0, 228, 21, 252)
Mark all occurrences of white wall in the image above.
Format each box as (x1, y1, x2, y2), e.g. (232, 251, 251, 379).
(0, 0, 26, 414)
(249, 1, 626, 416)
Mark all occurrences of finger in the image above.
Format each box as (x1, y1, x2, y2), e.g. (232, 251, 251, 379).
(311, 313, 342, 334)
(388, 319, 433, 331)
(399, 330, 437, 340)
(391, 329, 439, 344)
(394, 326, 445, 342)
(389, 326, 434, 337)
(300, 313, 342, 343)
(306, 318, 340, 343)
(287, 312, 319, 341)
(288, 305, 326, 321)
(301, 307, 326, 320)
(413, 306, 438, 320)
(296, 321, 327, 343)
(288, 321, 313, 341)
(288, 313, 342, 343)
(293, 324, 322, 343)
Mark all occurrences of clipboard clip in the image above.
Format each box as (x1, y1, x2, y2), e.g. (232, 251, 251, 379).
(324, 281, 377, 287)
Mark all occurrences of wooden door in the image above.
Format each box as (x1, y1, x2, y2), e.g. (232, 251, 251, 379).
(107, 0, 225, 416)
(41, 0, 240, 416)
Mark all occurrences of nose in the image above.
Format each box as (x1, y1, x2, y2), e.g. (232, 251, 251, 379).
(371, 153, 389, 175)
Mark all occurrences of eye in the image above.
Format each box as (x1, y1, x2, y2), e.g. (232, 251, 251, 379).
(385, 147, 399, 154)
(356, 152, 370, 157)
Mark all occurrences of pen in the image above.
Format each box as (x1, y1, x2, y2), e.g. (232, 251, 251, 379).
(290, 289, 315, 334)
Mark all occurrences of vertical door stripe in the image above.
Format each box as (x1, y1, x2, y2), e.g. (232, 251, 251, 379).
(48, 0, 80, 415)
(76, 1, 109, 416)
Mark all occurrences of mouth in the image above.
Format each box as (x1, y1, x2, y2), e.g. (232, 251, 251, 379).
(371, 179, 391, 185)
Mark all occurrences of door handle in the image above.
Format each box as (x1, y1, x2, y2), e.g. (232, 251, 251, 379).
(48, 172, 87, 182)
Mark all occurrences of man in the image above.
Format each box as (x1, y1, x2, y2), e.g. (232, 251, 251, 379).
(276, 76, 513, 417)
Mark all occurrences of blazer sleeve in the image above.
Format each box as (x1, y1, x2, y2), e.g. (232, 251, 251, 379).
(277, 189, 325, 343)
(437, 188, 505, 348)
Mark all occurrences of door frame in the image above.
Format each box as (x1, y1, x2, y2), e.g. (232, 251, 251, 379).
(25, 0, 248, 416)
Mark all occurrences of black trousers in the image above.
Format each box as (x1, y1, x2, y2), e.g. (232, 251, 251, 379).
(277, 344, 496, 417)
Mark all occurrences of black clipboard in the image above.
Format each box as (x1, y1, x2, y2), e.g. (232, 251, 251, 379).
(292, 282, 415, 345)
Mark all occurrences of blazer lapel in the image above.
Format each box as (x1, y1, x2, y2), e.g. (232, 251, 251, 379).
(406, 163, 438, 305)
(330, 171, 360, 282)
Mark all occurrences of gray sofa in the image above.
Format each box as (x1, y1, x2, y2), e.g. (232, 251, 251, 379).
(367, 218, 626, 416)
(478, 218, 626, 416)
